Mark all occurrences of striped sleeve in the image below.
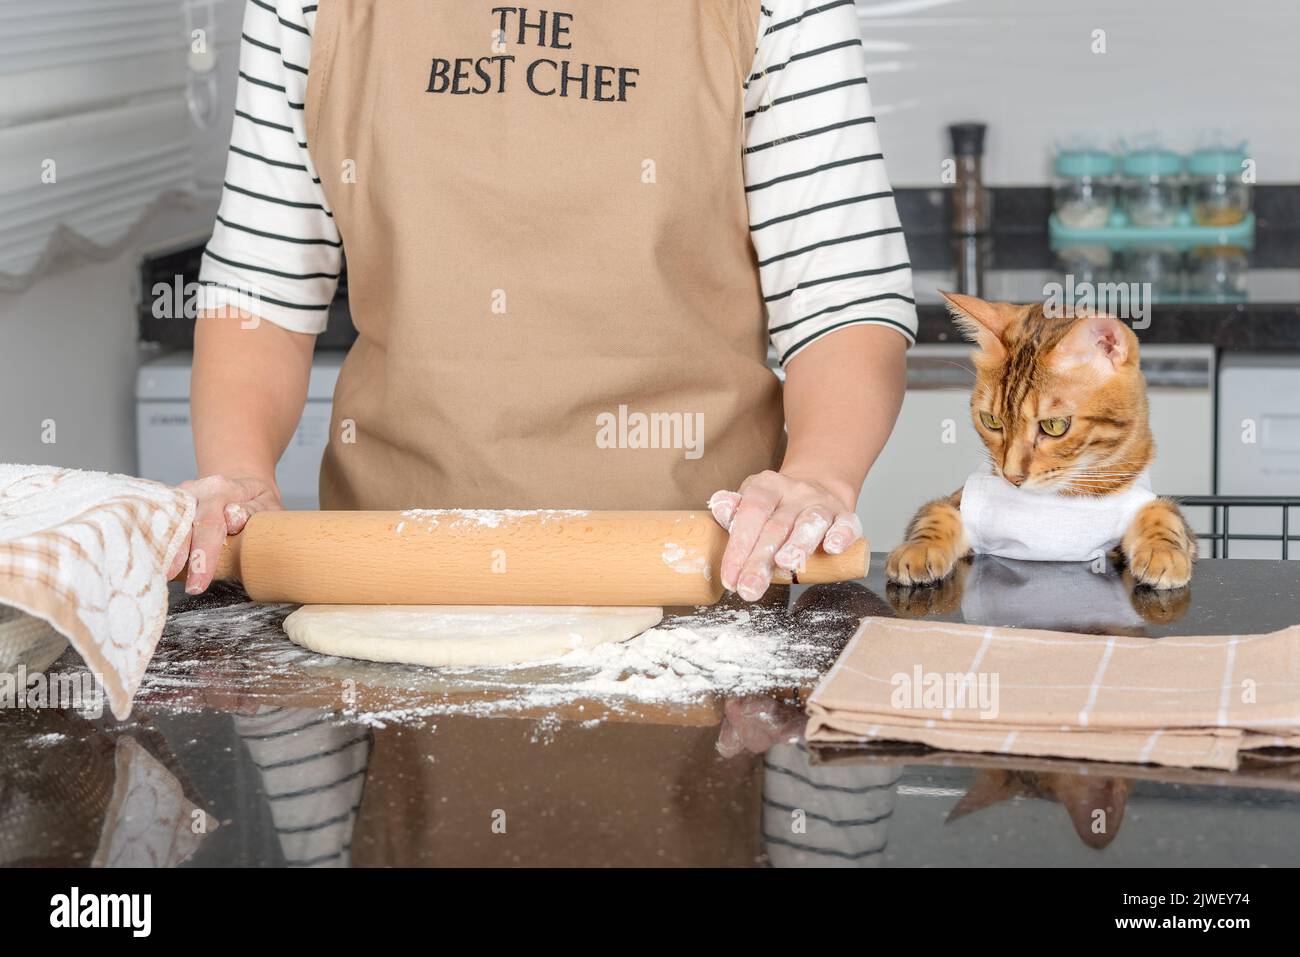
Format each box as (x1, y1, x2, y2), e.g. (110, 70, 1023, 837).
(745, 0, 917, 366)
(761, 742, 901, 867)
(197, 0, 341, 334)
(235, 707, 369, 868)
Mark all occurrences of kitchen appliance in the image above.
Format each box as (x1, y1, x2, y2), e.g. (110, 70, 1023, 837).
(1216, 352, 1300, 558)
(135, 352, 342, 508)
(176, 510, 868, 606)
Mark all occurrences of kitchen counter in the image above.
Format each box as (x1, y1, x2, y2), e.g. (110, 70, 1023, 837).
(4, 555, 1298, 867)
(912, 267, 1300, 349)
(895, 184, 1300, 349)
(138, 187, 1300, 355)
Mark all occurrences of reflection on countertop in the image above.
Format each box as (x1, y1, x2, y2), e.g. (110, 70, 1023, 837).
(2, 556, 1299, 867)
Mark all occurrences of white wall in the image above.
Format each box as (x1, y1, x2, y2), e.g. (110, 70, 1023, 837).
(858, 0, 1300, 185)
(0, 249, 144, 472)
(0, 0, 241, 473)
(0, 212, 224, 473)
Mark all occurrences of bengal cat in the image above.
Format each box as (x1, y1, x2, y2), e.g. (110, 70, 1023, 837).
(886, 292, 1195, 590)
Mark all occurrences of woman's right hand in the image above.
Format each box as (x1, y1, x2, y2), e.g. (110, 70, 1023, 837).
(168, 475, 282, 594)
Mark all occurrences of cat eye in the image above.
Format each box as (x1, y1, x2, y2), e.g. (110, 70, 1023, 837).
(1039, 417, 1071, 437)
(978, 411, 1002, 430)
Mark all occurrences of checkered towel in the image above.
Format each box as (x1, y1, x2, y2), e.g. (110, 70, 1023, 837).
(806, 617, 1300, 771)
(0, 464, 194, 719)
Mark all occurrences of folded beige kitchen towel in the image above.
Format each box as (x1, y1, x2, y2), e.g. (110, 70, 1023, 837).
(0, 464, 193, 719)
(806, 617, 1300, 771)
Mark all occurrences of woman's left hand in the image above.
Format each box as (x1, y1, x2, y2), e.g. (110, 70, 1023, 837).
(708, 470, 863, 602)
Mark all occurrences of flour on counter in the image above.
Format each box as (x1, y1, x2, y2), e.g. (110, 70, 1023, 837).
(131, 584, 855, 731)
(326, 605, 832, 728)
(409, 603, 845, 722)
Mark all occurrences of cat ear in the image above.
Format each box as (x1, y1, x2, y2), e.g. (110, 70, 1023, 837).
(945, 770, 1013, 822)
(940, 291, 1015, 357)
(1050, 316, 1137, 374)
(1058, 778, 1128, 849)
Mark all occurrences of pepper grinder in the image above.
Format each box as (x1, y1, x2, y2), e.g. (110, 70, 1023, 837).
(949, 122, 991, 296)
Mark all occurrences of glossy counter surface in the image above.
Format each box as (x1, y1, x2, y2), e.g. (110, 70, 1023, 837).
(3, 555, 1298, 867)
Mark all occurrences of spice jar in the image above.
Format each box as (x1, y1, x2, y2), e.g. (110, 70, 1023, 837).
(1120, 246, 1184, 299)
(1055, 244, 1113, 286)
(1121, 149, 1182, 227)
(1054, 150, 1116, 229)
(1188, 147, 1251, 226)
(1187, 245, 1248, 299)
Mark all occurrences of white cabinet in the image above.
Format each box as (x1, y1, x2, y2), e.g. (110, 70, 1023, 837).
(1215, 353, 1300, 559)
(136, 353, 341, 510)
(855, 345, 981, 552)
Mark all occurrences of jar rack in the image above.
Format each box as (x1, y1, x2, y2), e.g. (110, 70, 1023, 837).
(1049, 209, 1255, 251)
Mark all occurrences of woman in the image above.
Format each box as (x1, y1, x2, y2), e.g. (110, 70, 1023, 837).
(179, 0, 915, 604)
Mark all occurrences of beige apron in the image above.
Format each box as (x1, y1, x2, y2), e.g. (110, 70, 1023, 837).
(306, 0, 783, 510)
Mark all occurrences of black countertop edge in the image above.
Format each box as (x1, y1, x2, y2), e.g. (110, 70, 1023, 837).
(907, 227, 1300, 272)
(916, 299, 1300, 349)
(896, 184, 1300, 237)
(138, 184, 1300, 353)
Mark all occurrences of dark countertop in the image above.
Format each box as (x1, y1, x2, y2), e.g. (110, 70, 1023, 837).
(897, 185, 1300, 348)
(3, 555, 1298, 867)
(140, 187, 1300, 355)
(911, 266, 1300, 349)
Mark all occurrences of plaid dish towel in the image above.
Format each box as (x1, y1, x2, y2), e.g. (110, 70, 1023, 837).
(0, 464, 194, 719)
(806, 617, 1300, 771)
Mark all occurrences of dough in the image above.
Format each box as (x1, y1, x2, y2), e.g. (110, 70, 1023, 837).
(0, 606, 69, 683)
(282, 605, 663, 667)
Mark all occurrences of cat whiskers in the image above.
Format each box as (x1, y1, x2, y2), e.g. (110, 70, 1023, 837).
(1064, 466, 1142, 480)
(1058, 477, 1139, 494)
(938, 359, 978, 381)
(1052, 465, 1143, 495)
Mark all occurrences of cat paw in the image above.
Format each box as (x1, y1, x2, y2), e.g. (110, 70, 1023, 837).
(887, 580, 958, 617)
(1125, 541, 1193, 590)
(886, 541, 959, 586)
(1127, 581, 1191, 623)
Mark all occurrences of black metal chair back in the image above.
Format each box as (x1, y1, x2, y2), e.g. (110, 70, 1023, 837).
(1174, 496, 1300, 559)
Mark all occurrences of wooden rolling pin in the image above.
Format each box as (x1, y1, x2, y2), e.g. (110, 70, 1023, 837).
(184, 509, 868, 606)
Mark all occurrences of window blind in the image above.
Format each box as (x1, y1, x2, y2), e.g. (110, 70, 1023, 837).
(0, 0, 216, 284)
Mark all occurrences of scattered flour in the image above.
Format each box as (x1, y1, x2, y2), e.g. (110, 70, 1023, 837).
(409, 603, 847, 722)
(130, 584, 855, 731)
(398, 508, 589, 532)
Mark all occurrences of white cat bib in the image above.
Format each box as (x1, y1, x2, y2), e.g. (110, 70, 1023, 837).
(959, 463, 1156, 563)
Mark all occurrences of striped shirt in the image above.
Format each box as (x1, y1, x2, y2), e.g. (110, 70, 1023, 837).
(199, 0, 916, 365)
(235, 706, 370, 868)
(762, 741, 901, 867)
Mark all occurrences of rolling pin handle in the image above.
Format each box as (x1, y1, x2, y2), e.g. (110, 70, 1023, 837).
(782, 538, 869, 585)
